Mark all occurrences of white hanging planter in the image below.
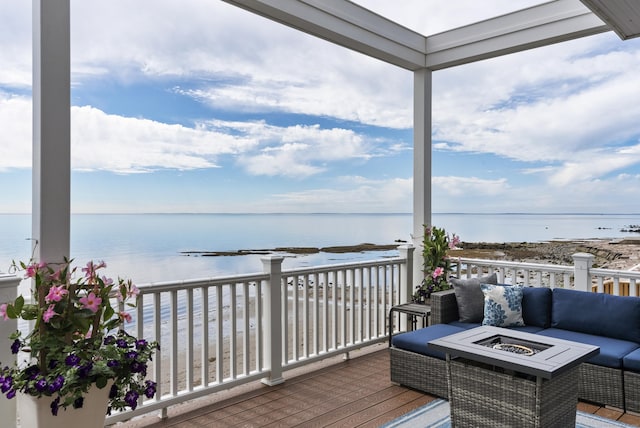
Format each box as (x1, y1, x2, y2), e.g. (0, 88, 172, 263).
(18, 382, 112, 428)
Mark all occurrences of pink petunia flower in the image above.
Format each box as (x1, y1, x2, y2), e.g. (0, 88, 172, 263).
(432, 267, 444, 279)
(0, 303, 8, 321)
(46, 285, 68, 303)
(24, 261, 46, 279)
(119, 311, 132, 323)
(449, 234, 461, 249)
(43, 304, 58, 322)
(101, 275, 114, 286)
(79, 292, 102, 313)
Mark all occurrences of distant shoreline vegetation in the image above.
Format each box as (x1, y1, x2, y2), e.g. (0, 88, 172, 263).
(180, 242, 405, 257)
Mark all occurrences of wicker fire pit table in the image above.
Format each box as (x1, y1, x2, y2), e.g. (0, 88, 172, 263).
(429, 326, 599, 428)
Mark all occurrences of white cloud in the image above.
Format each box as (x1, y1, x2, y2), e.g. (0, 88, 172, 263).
(71, 106, 262, 173)
(433, 176, 509, 196)
(256, 177, 413, 213)
(0, 93, 31, 171)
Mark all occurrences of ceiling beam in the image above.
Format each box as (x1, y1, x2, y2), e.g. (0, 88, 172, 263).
(222, 0, 427, 70)
(223, 0, 613, 72)
(425, 0, 609, 70)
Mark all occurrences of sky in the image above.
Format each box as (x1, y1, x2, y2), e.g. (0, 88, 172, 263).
(1, 1, 640, 214)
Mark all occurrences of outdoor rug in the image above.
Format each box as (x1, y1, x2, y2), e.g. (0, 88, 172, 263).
(381, 399, 635, 428)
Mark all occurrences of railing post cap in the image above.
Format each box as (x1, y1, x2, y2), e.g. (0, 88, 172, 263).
(572, 252, 595, 261)
(260, 255, 285, 262)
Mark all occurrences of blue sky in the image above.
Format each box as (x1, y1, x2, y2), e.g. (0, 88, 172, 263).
(2, 1, 640, 214)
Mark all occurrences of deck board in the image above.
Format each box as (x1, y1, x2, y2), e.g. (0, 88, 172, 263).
(125, 345, 640, 427)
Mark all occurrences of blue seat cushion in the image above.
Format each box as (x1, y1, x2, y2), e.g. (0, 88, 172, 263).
(538, 328, 639, 369)
(448, 321, 481, 330)
(552, 288, 640, 343)
(623, 348, 640, 372)
(391, 324, 466, 360)
(521, 287, 552, 328)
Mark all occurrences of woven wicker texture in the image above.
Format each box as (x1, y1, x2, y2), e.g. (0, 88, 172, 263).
(390, 347, 449, 398)
(579, 360, 624, 409)
(624, 371, 640, 412)
(447, 359, 578, 428)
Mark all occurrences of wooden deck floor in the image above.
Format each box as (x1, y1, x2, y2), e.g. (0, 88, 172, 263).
(123, 344, 640, 428)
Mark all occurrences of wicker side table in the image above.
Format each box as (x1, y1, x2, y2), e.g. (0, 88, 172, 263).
(388, 303, 430, 346)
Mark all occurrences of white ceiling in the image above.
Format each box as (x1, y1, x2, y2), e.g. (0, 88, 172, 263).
(580, 0, 640, 39)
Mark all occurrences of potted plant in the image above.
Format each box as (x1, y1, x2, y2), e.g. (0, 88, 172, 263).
(412, 225, 460, 303)
(0, 258, 158, 426)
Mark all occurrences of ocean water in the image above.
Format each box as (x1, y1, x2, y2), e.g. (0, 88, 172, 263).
(1, 213, 640, 285)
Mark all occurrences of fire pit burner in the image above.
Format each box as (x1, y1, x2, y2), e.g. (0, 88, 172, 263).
(474, 334, 551, 356)
(493, 343, 535, 356)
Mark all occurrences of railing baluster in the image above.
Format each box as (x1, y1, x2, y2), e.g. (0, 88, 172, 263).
(170, 290, 178, 395)
(186, 288, 194, 391)
(201, 287, 209, 386)
(243, 281, 250, 376)
(216, 285, 223, 384)
(230, 283, 237, 379)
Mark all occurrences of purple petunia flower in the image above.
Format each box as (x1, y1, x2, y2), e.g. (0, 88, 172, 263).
(48, 375, 64, 393)
(6, 389, 15, 399)
(130, 361, 146, 374)
(144, 380, 157, 398)
(35, 377, 48, 392)
(25, 365, 40, 379)
(103, 335, 116, 345)
(0, 376, 12, 393)
(124, 390, 139, 410)
(109, 384, 118, 399)
(73, 396, 84, 409)
(65, 354, 81, 367)
(116, 338, 128, 348)
(125, 351, 138, 360)
(135, 339, 148, 349)
(77, 362, 93, 378)
(107, 360, 120, 368)
(10, 339, 20, 354)
(50, 397, 60, 416)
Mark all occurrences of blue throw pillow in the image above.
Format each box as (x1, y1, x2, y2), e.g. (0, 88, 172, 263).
(522, 286, 552, 328)
(481, 284, 525, 327)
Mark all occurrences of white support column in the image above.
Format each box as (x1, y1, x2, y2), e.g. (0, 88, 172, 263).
(412, 69, 433, 287)
(32, 0, 71, 264)
(261, 255, 285, 386)
(573, 252, 594, 292)
(0, 274, 20, 428)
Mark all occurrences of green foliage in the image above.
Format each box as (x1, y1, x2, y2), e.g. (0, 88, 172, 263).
(413, 225, 460, 302)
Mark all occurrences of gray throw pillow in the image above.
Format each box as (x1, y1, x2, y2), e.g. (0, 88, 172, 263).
(450, 273, 498, 323)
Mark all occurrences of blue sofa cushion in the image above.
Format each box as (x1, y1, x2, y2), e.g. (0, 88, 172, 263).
(538, 328, 639, 369)
(447, 321, 543, 334)
(521, 286, 552, 328)
(623, 348, 640, 372)
(552, 288, 640, 343)
(391, 323, 466, 360)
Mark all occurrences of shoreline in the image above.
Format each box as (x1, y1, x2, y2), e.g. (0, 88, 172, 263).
(181, 238, 640, 271)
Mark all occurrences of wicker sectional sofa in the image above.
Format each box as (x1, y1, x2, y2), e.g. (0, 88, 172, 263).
(390, 286, 640, 411)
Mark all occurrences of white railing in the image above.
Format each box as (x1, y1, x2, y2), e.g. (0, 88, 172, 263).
(6, 247, 640, 426)
(104, 245, 415, 424)
(454, 252, 640, 295)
